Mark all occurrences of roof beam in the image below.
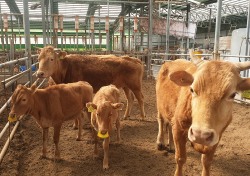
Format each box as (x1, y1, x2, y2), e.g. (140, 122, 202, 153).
(4, 0, 23, 23)
(85, 3, 100, 25)
(112, 4, 133, 31)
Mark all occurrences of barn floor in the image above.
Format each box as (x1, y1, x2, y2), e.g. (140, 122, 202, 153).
(0, 78, 250, 176)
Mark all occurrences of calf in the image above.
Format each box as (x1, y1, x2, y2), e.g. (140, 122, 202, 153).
(156, 50, 250, 176)
(86, 85, 124, 169)
(9, 81, 93, 160)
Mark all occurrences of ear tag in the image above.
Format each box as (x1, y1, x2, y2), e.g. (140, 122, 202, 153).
(87, 105, 95, 113)
(8, 114, 17, 123)
(97, 131, 109, 139)
(59, 56, 64, 60)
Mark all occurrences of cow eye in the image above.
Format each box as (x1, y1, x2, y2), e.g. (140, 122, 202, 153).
(230, 92, 236, 99)
(50, 58, 54, 61)
(190, 87, 194, 93)
(22, 98, 26, 102)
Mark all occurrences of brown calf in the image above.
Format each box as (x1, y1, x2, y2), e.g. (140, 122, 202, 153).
(86, 85, 123, 169)
(9, 81, 93, 160)
(156, 51, 250, 176)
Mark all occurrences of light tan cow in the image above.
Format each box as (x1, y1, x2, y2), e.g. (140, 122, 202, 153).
(36, 45, 145, 120)
(156, 50, 250, 176)
(9, 81, 93, 160)
(86, 85, 124, 169)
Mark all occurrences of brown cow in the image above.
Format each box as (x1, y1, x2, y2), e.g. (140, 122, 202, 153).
(86, 85, 124, 169)
(36, 45, 144, 120)
(9, 81, 93, 160)
(156, 50, 250, 176)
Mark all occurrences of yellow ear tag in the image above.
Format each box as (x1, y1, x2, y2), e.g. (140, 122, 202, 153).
(87, 105, 95, 113)
(8, 114, 17, 123)
(59, 56, 64, 60)
(97, 131, 109, 139)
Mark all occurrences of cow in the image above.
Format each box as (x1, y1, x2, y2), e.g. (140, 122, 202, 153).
(36, 45, 145, 120)
(9, 81, 94, 160)
(156, 50, 250, 176)
(86, 85, 124, 169)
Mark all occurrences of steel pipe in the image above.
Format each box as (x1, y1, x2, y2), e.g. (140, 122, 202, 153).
(0, 121, 20, 164)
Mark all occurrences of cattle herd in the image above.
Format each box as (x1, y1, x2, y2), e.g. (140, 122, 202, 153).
(8, 46, 250, 176)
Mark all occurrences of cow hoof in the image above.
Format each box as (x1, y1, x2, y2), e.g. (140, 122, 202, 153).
(72, 126, 78, 130)
(76, 137, 81, 141)
(54, 158, 62, 162)
(167, 148, 175, 153)
(123, 116, 130, 120)
(103, 165, 109, 170)
(39, 154, 47, 159)
(157, 143, 167, 151)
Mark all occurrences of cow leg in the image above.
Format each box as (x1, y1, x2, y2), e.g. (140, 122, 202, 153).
(41, 127, 49, 158)
(93, 130, 98, 157)
(103, 137, 110, 169)
(131, 89, 145, 120)
(201, 146, 217, 176)
(76, 113, 83, 141)
(156, 113, 167, 150)
(167, 122, 175, 152)
(53, 125, 62, 160)
(173, 122, 187, 176)
(116, 117, 121, 142)
(123, 87, 134, 119)
(72, 119, 78, 130)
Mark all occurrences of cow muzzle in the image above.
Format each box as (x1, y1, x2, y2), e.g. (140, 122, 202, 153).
(36, 71, 46, 78)
(188, 126, 218, 146)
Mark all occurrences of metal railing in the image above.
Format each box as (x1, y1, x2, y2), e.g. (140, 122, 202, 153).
(0, 54, 41, 164)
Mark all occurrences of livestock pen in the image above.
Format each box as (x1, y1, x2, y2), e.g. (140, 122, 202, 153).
(0, 0, 250, 176)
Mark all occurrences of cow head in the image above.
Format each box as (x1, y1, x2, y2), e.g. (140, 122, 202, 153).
(9, 84, 37, 120)
(86, 101, 123, 138)
(36, 46, 67, 78)
(170, 50, 250, 147)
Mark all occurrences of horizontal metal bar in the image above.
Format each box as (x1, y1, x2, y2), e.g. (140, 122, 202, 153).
(0, 122, 10, 140)
(0, 57, 28, 69)
(0, 121, 20, 164)
(152, 53, 250, 58)
(0, 13, 148, 19)
(0, 98, 12, 117)
(0, 55, 38, 69)
(1, 69, 30, 84)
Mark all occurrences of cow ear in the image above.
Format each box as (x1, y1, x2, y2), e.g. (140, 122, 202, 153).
(30, 84, 37, 93)
(86, 102, 97, 112)
(237, 78, 250, 91)
(169, 71, 194, 86)
(17, 84, 25, 90)
(57, 51, 67, 60)
(111, 103, 124, 110)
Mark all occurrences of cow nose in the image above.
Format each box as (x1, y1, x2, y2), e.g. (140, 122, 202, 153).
(188, 127, 215, 146)
(36, 71, 45, 78)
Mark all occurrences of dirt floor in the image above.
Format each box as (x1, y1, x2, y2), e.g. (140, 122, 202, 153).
(0, 78, 250, 176)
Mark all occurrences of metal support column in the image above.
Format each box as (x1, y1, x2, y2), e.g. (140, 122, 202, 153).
(213, 0, 222, 60)
(165, 0, 171, 60)
(128, 13, 131, 51)
(244, 0, 250, 77)
(41, 0, 46, 46)
(148, 0, 153, 77)
(186, 3, 190, 59)
(0, 4, 5, 51)
(23, 0, 32, 85)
